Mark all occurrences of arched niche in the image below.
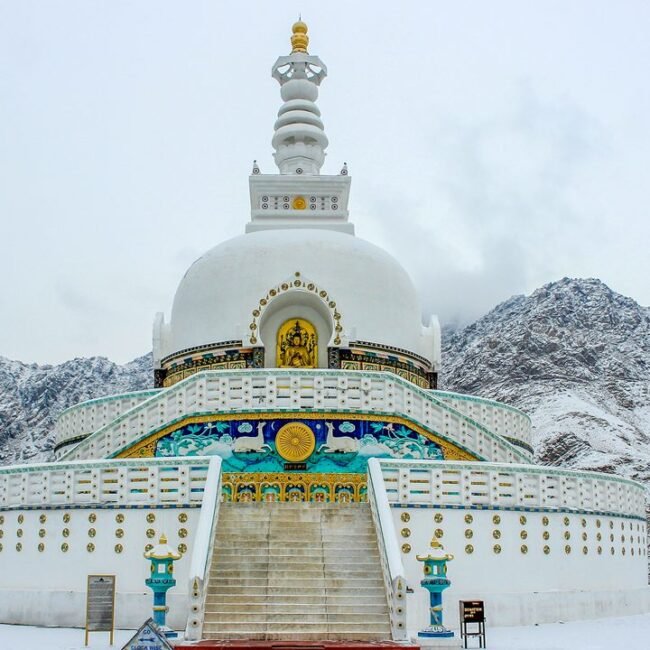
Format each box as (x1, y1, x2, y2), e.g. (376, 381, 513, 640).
(258, 289, 334, 368)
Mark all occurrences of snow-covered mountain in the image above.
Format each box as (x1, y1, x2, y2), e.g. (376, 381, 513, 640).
(442, 278, 650, 483)
(0, 354, 152, 465)
(1, 278, 649, 486)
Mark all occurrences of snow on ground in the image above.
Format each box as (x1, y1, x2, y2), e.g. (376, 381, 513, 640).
(1, 615, 650, 650)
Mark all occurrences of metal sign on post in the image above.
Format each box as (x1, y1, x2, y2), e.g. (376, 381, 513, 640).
(85, 574, 116, 646)
(122, 618, 173, 650)
(459, 600, 486, 648)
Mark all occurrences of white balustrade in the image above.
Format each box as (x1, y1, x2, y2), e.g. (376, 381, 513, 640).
(378, 459, 647, 519)
(367, 458, 408, 641)
(60, 370, 532, 465)
(185, 457, 223, 641)
(54, 390, 161, 455)
(0, 457, 211, 509)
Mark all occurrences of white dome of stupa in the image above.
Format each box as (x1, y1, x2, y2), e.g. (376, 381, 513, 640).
(160, 227, 433, 362)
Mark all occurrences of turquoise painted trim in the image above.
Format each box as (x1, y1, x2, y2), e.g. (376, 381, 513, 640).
(502, 435, 533, 454)
(389, 502, 648, 523)
(431, 389, 532, 424)
(62, 369, 531, 464)
(0, 503, 202, 513)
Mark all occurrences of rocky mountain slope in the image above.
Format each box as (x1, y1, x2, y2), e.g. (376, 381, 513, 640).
(1, 278, 649, 486)
(0, 354, 151, 465)
(441, 277, 650, 483)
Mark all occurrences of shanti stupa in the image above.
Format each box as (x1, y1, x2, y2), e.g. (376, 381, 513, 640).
(0, 21, 647, 645)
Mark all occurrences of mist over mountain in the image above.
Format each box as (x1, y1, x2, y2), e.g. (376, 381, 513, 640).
(1, 278, 648, 486)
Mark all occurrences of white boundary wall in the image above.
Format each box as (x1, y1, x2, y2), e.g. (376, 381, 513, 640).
(378, 460, 650, 628)
(0, 457, 646, 629)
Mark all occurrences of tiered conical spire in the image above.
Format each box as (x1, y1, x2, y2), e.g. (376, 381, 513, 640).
(271, 21, 328, 175)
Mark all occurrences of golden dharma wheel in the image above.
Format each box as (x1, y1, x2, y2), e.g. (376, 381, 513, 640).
(275, 422, 316, 462)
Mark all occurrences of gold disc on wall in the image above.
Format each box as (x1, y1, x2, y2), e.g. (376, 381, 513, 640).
(275, 422, 316, 462)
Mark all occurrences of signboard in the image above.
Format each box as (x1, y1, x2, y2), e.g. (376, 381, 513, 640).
(459, 600, 486, 649)
(460, 600, 485, 623)
(85, 574, 116, 646)
(122, 618, 173, 650)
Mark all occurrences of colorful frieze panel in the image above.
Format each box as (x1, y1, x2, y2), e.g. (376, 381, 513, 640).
(149, 416, 451, 473)
(221, 472, 367, 503)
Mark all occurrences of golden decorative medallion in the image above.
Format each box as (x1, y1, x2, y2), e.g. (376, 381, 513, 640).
(493, 544, 501, 554)
(87, 543, 95, 553)
(178, 528, 188, 538)
(62, 514, 69, 524)
(434, 513, 443, 523)
(465, 544, 474, 554)
(401, 543, 411, 553)
(543, 545, 550, 555)
(88, 528, 96, 538)
(401, 528, 411, 538)
(88, 513, 96, 523)
(434, 528, 444, 539)
(15, 542, 22, 552)
(543, 531, 550, 540)
(178, 543, 187, 554)
(464, 514, 473, 524)
(519, 515, 527, 525)
(38, 543, 45, 553)
(116, 513, 125, 524)
(465, 529, 473, 539)
(146, 513, 156, 524)
(39, 514, 46, 524)
(520, 530, 528, 540)
(114, 544, 123, 554)
(61, 543, 68, 552)
(565, 545, 571, 554)
(401, 512, 410, 522)
(146, 529, 155, 539)
(521, 545, 528, 554)
(39, 529, 46, 538)
(18, 514, 24, 524)
(292, 196, 307, 210)
(542, 516, 549, 526)
(275, 422, 316, 462)
(178, 512, 188, 523)
(492, 515, 501, 525)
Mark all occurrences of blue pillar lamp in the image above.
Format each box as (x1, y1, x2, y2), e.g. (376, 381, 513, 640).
(144, 534, 182, 638)
(416, 537, 455, 639)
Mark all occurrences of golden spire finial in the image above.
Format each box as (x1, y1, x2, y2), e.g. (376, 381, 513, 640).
(291, 19, 309, 54)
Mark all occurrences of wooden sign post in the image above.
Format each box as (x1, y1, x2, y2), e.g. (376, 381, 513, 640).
(459, 600, 486, 648)
(85, 574, 116, 646)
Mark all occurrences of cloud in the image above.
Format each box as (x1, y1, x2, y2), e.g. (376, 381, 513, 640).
(367, 82, 608, 327)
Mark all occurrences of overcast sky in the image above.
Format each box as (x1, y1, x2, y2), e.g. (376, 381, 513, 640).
(1, 1, 649, 365)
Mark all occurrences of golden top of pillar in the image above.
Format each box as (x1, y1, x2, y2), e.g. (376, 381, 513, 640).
(291, 20, 309, 53)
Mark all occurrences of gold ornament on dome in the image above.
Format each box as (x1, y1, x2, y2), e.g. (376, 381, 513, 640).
(290, 20, 309, 54)
(275, 422, 316, 462)
(277, 319, 317, 368)
(292, 196, 307, 210)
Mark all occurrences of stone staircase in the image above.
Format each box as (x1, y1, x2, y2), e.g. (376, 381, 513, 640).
(202, 501, 392, 641)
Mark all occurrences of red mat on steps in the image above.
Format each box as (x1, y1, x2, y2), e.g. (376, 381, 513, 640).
(174, 642, 420, 649)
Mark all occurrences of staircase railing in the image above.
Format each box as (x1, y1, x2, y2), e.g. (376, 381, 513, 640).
(367, 457, 408, 641)
(184, 456, 222, 641)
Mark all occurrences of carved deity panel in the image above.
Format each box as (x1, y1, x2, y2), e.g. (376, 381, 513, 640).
(277, 318, 317, 368)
